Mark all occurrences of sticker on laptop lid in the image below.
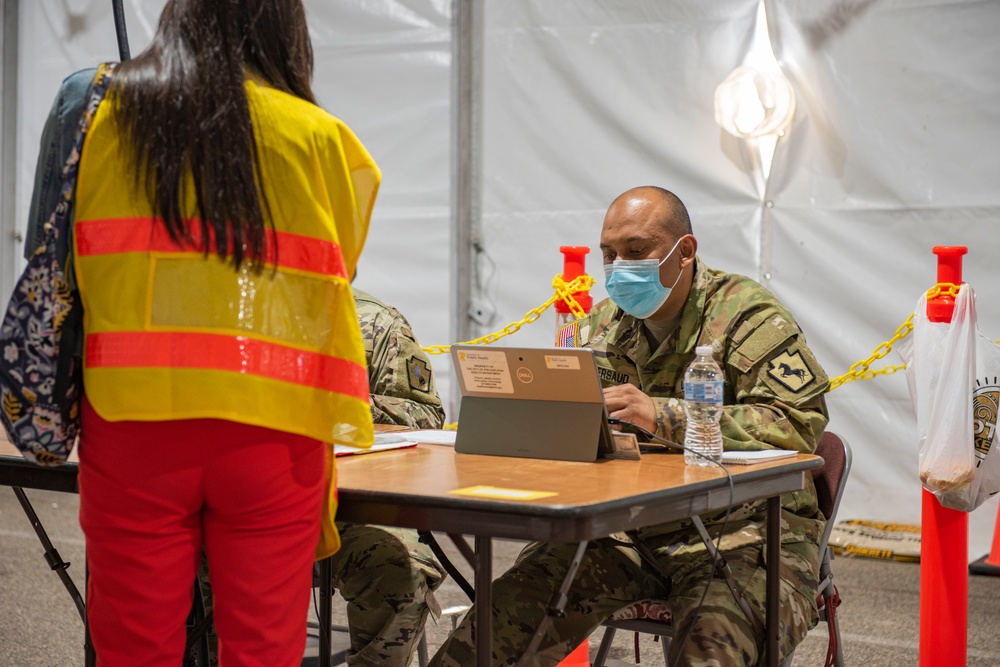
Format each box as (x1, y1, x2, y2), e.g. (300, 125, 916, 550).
(544, 354, 581, 370)
(449, 485, 558, 501)
(456, 349, 513, 393)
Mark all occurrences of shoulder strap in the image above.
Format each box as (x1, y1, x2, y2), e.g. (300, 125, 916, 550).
(44, 62, 118, 244)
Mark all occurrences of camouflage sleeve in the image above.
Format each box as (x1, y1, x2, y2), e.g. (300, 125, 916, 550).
(720, 308, 829, 454)
(650, 396, 688, 446)
(366, 306, 446, 430)
(650, 309, 829, 454)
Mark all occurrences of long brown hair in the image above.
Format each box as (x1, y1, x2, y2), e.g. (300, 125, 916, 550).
(111, 0, 316, 268)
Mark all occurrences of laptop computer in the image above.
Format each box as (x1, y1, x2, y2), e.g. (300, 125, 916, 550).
(450, 345, 617, 462)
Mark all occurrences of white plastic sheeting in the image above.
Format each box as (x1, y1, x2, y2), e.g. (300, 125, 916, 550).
(3, 0, 999, 557)
(765, 0, 1000, 557)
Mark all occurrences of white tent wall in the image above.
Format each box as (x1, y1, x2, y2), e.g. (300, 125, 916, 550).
(2, 0, 998, 558)
(474, 0, 765, 354)
(764, 0, 1000, 559)
(303, 1, 453, 401)
(0, 0, 17, 309)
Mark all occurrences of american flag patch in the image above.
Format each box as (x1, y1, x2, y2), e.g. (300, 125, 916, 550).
(556, 321, 578, 348)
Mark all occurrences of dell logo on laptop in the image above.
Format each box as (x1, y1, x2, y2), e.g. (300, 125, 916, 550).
(516, 367, 534, 383)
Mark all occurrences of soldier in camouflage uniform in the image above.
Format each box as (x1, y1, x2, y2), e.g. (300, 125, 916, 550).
(428, 186, 829, 667)
(201, 288, 446, 666)
(355, 287, 446, 430)
(334, 288, 447, 666)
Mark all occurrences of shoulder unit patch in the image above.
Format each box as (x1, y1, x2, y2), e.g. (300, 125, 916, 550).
(766, 348, 815, 393)
(406, 356, 432, 393)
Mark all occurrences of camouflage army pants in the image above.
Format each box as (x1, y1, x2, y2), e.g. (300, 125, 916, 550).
(199, 524, 445, 667)
(427, 535, 818, 667)
(333, 524, 446, 666)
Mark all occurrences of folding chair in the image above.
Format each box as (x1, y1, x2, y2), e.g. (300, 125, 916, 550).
(805, 431, 851, 667)
(592, 431, 852, 667)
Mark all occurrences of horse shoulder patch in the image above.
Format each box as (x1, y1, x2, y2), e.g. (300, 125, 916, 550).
(766, 348, 816, 393)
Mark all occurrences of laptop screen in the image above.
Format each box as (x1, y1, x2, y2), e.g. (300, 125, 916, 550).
(450, 345, 616, 462)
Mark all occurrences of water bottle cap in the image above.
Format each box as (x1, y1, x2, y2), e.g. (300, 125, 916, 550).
(695, 345, 713, 356)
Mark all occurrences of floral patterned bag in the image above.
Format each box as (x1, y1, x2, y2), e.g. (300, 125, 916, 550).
(0, 63, 116, 466)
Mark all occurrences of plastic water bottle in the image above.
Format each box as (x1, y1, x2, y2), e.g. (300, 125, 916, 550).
(683, 345, 724, 466)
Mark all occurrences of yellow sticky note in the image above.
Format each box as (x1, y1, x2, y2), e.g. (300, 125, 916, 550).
(449, 485, 558, 501)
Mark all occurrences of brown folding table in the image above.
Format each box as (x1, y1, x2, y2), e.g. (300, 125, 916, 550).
(333, 441, 821, 667)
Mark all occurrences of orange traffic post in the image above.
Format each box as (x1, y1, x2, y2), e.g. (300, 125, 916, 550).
(969, 506, 1000, 576)
(555, 638, 590, 667)
(554, 246, 594, 335)
(920, 245, 968, 667)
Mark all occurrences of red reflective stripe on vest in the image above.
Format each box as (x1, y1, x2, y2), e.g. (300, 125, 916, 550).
(75, 218, 347, 278)
(86, 331, 368, 400)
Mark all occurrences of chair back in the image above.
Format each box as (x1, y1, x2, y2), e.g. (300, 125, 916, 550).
(812, 431, 853, 552)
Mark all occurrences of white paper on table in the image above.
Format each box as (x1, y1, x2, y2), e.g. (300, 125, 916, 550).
(334, 432, 420, 457)
(404, 430, 458, 445)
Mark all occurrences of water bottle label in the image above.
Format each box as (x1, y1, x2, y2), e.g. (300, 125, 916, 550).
(684, 381, 723, 403)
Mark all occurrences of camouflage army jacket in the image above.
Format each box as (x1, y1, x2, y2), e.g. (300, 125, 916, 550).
(354, 288, 445, 430)
(559, 259, 829, 557)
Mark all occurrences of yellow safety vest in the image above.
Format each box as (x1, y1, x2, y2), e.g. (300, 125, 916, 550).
(73, 78, 380, 451)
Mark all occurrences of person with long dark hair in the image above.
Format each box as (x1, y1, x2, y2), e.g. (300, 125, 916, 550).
(27, 1, 379, 664)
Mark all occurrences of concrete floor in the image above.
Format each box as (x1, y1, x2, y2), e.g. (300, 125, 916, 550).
(2, 487, 999, 666)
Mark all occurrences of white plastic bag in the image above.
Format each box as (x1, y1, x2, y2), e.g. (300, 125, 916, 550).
(899, 285, 1000, 512)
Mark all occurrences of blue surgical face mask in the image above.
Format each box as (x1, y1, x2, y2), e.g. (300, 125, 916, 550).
(603, 239, 683, 319)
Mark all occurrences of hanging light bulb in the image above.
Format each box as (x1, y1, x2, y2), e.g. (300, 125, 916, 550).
(714, 65, 796, 139)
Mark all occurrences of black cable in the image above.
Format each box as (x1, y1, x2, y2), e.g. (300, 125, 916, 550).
(418, 531, 476, 602)
(610, 419, 735, 667)
(112, 0, 131, 61)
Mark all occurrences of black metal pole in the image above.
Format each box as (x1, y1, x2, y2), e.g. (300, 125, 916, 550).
(12, 487, 87, 621)
(112, 0, 130, 61)
(317, 556, 334, 667)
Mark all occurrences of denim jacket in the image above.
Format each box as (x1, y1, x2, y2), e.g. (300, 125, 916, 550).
(25, 68, 97, 286)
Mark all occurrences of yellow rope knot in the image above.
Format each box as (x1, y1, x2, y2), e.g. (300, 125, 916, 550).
(421, 274, 595, 355)
(552, 274, 595, 319)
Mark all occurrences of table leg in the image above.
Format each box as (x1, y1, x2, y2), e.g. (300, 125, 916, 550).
(318, 556, 334, 667)
(515, 541, 588, 667)
(474, 535, 492, 667)
(766, 496, 780, 667)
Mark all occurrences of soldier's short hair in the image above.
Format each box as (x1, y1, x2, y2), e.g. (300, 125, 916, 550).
(636, 186, 693, 240)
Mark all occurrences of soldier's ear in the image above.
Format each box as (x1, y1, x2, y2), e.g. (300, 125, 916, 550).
(679, 234, 697, 265)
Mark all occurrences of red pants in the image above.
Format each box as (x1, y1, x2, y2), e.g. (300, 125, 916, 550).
(78, 397, 326, 667)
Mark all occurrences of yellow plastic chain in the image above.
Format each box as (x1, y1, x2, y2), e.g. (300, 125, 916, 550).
(828, 283, 961, 390)
(419, 278, 992, 389)
(421, 274, 596, 355)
